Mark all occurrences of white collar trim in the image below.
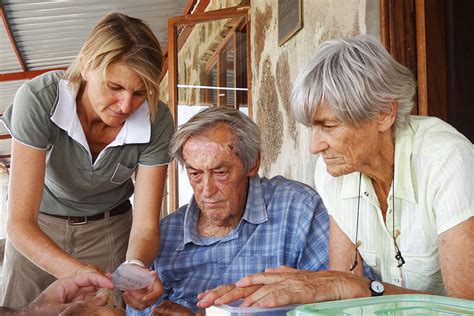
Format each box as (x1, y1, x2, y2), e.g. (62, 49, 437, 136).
(51, 80, 151, 164)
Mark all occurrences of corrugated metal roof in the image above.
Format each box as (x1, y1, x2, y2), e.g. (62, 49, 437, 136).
(0, 21, 21, 72)
(0, 0, 190, 164)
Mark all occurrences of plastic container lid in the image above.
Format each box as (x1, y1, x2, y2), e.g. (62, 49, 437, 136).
(206, 300, 299, 316)
(287, 294, 474, 315)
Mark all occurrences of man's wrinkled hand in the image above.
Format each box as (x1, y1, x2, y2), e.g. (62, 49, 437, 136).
(122, 271, 164, 310)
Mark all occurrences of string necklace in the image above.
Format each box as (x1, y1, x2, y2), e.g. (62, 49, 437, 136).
(349, 172, 362, 272)
(392, 161, 405, 267)
(350, 163, 405, 272)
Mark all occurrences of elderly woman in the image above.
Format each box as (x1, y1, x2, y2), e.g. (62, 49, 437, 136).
(0, 13, 173, 310)
(197, 34, 473, 308)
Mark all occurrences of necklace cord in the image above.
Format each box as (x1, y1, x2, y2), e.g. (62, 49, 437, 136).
(350, 172, 362, 272)
(351, 158, 405, 272)
(392, 160, 405, 267)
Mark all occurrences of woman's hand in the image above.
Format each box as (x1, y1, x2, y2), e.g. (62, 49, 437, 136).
(74, 264, 105, 276)
(122, 270, 164, 310)
(196, 284, 263, 309)
(196, 266, 295, 309)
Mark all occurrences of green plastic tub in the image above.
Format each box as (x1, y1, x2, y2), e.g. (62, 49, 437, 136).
(287, 294, 474, 315)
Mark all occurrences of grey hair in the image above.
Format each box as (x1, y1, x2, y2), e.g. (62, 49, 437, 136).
(169, 107, 261, 172)
(291, 34, 416, 129)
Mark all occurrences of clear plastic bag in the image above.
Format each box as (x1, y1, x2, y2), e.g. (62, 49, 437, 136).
(112, 261, 155, 291)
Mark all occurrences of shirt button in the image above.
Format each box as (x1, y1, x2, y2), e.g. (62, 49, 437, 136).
(364, 192, 369, 196)
(392, 277, 401, 285)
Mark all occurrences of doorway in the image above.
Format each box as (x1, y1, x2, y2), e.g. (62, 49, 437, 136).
(381, 0, 474, 142)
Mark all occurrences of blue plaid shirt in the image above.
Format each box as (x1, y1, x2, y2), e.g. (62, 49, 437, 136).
(127, 175, 329, 314)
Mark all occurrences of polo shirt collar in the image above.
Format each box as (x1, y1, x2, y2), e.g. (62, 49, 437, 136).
(178, 176, 268, 251)
(393, 123, 416, 203)
(340, 126, 416, 204)
(51, 79, 151, 148)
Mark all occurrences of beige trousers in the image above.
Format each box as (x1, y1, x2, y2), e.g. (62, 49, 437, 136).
(0, 210, 132, 308)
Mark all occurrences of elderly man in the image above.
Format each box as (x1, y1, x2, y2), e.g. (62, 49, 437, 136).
(127, 107, 333, 315)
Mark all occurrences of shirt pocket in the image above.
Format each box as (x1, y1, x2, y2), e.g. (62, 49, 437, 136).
(110, 163, 136, 184)
(359, 248, 377, 267)
(402, 251, 443, 293)
(358, 248, 381, 280)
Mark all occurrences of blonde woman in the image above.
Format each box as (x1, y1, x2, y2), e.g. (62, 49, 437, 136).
(1, 12, 173, 310)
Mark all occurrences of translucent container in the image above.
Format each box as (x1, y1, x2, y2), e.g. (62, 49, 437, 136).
(111, 261, 155, 291)
(287, 294, 474, 315)
(206, 300, 299, 316)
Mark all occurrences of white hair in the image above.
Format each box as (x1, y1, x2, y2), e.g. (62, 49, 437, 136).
(169, 107, 261, 172)
(291, 34, 416, 129)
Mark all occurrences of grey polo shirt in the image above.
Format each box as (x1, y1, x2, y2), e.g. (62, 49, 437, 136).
(2, 71, 174, 216)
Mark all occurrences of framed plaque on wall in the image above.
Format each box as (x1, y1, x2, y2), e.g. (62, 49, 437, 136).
(278, 0, 303, 46)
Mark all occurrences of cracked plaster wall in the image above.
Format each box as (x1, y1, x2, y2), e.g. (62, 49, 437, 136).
(251, 0, 380, 187)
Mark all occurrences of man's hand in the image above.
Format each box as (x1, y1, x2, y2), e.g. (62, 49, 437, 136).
(122, 271, 164, 310)
(148, 300, 195, 316)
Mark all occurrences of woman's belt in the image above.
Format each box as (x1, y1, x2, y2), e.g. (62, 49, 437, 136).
(40, 200, 131, 225)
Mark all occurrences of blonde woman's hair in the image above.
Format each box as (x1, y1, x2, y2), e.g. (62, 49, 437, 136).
(65, 12, 163, 120)
(291, 34, 416, 130)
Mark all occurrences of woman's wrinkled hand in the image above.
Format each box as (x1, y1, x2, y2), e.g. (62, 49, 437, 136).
(196, 283, 263, 309)
(231, 269, 371, 308)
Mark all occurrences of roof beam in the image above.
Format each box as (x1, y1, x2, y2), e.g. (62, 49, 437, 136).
(0, 67, 67, 82)
(0, 4, 27, 71)
(159, 0, 210, 83)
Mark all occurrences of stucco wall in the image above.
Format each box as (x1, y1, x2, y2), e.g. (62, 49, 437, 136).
(251, 0, 380, 187)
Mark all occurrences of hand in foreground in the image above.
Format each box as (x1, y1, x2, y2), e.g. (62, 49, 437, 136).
(21, 272, 117, 315)
(231, 269, 371, 308)
(148, 300, 197, 316)
(122, 270, 164, 310)
(196, 283, 263, 309)
(59, 300, 125, 316)
(196, 266, 294, 309)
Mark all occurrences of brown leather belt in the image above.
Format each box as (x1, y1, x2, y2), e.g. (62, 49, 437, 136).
(41, 200, 131, 225)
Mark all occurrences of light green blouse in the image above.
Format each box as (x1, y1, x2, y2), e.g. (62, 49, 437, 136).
(315, 116, 473, 295)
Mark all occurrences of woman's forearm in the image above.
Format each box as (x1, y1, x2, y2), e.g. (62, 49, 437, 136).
(126, 227, 160, 267)
(7, 219, 86, 278)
